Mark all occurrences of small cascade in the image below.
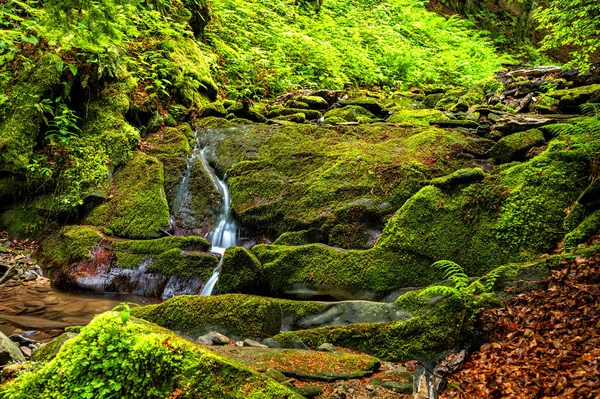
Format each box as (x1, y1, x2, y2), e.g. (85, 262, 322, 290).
(169, 130, 239, 296)
(200, 146, 238, 295)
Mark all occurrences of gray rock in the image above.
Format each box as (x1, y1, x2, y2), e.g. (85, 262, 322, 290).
(264, 368, 286, 383)
(295, 385, 324, 398)
(19, 346, 32, 358)
(262, 338, 283, 349)
(317, 343, 336, 352)
(0, 331, 25, 365)
(211, 332, 231, 345)
(9, 334, 37, 346)
(371, 378, 413, 394)
(195, 331, 230, 346)
(242, 339, 268, 349)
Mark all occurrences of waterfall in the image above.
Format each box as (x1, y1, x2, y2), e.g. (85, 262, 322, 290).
(198, 146, 238, 295)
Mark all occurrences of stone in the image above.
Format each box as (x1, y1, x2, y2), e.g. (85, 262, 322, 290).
(195, 331, 228, 345)
(211, 332, 231, 345)
(0, 331, 25, 365)
(19, 346, 32, 357)
(8, 334, 37, 346)
(317, 343, 336, 352)
(262, 338, 283, 349)
(32, 332, 78, 362)
(264, 368, 286, 383)
(289, 337, 309, 350)
(370, 378, 413, 394)
(242, 339, 268, 349)
(294, 385, 324, 398)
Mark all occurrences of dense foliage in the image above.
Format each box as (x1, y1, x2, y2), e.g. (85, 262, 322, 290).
(202, 0, 506, 98)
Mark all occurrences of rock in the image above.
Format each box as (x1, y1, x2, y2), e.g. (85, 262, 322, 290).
(310, 89, 346, 105)
(212, 332, 231, 345)
(294, 385, 324, 398)
(195, 331, 230, 346)
(491, 113, 577, 134)
(265, 368, 286, 383)
(243, 339, 268, 349)
(339, 99, 384, 116)
(32, 332, 78, 362)
(429, 119, 479, 128)
(370, 378, 413, 394)
(295, 95, 329, 109)
(274, 112, 306, 124)
(317, 343, 336, 352)
(0, 331, 25, 365)
(289, 337, 309, 350)
(505, 66, 562, 78)
(9, 334, 37, 346)
(490, 128, 545, 164)
(262, 338, 283, 349)
(19, 346, 32, 357)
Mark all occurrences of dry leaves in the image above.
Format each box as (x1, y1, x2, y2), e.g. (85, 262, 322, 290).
(442, 253, 600, 399)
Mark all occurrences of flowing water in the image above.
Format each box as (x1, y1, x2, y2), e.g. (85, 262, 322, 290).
(172, 130, 239, 296)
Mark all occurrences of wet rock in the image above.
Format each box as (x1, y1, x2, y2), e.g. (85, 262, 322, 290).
(317, 343, 336, 352)
(9, 334, 37, 346)
(294, 385, 323, 398)
(0, 331, 25, 365)
(243, 339, 268, 349)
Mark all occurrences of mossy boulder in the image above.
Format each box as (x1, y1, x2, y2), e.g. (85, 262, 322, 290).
(564, 210, 600, 249)
(84, 151, 170, 239)
(338, 99, 384, 116)
(130, 294, 282, 339)
(490, 129, 545, 164)
(387, 109, 446, 126)
(549, 84, 600, 113)
(32, 332, 78, 362)
(294, 95, 329, 109)
(323, 105, 377, 123)
(143, 124, 194, 203)
(216, 246, 265, 294)
(198, 101, 228, 118)
(37, 225, 104, 272)
(0, 312, 300, 398)
(430, 167, 485, 189)
(273, 113, 306, 124)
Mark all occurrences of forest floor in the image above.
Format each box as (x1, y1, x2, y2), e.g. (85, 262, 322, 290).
(440, 237, 600, 399)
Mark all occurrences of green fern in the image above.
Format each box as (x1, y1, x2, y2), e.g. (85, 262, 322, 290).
(432, 260, 469, 289)
(543, 123, 577, 137)
(580, 103, 600, 116)
(418, 285, 460, 299)
(482, 265, 516, 291)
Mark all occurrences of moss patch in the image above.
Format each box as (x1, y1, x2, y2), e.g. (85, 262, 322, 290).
(1, 312, 299, 398)
(490, 129, 545, 164)
(83, 151, 170, 239)
(37, 225, 103, 273)
(131, 294, 282, 339)
(216, 246, 265, 294)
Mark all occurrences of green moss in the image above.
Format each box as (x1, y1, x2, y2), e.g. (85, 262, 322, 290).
(274, 113, 306, 123)
(549, 84, 600, 112)
(144, 124, 193, 203)
(430, 167, 485, 189)
(198, 101, 227, 118)
(148, 249, 217, 279)
(83, 151, 170, 239)
(564, 210, 600, 249)
(294, 96, 329, 109)
(37, 226, 102, 272)
(130, 294, 282, 338)
(323, 106, 377, 123)
(284, 100, 309, 109)
(423, 93, 444, 109)
(490, 129, 545, 164)
(328, 223, 370, 249)
(387, 109, 445, 126)
(0, 54, 61, 173)
(563, 202, 585, 233)
(274, 314, 458, 362)
(32, 332, 78, 362)
(273, 230, 323, 246)
(1, 312, 299, 398)
(0, 208, 48, 239)
(216, 247, 265, 294)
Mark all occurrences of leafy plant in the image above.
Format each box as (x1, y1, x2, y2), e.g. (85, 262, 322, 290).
(111, 302, 139, 324)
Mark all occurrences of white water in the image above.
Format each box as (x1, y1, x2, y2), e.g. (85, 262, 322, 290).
(199, 146, 238, 295)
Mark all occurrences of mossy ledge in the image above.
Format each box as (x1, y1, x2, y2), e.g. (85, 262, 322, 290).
(0, 312, 300, 398)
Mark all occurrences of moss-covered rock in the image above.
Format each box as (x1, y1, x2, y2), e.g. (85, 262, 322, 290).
(83, 151, 170, 239)
(294, 95, 329, 109)
(273, 113, 306, 123)
(32, 332, 78, 362)
(430, 167, 485, 189)
(143, 124, 193, 203)
(490, 128, 545, 164)
(387, 109, 446, 126)
(323, 105, 377, 123)
(198, 101, 228, 118)
(1, 312, 300, 398)
(131, 294, 282, 339)
(338, 99, 384, 116)
(549, 84, 600, 113)
(215, 246, 265, 294)
(37, 225, 103, 272)
(564, 210, 600, 249)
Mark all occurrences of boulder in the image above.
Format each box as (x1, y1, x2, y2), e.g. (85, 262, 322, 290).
(243, 339, 269, 349)
(0, 331, 25, 365)
(490, 128, 545, 163)
(317, 343, 336, 352)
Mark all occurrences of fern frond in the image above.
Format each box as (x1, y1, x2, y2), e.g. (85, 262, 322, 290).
(418, 285, 460, 299)
(543, 123, 578, 137)
(483, 265, 517, 291)
(432, 260, 468, 283)
(580, 103, 600, 116)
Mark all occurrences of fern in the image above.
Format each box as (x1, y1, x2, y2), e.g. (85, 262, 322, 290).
(482, 265, 516, 291)
(580, 103, 600, 116)
(543, 123, 578, 138)
(418, 285, 460, 299)
(432, 260, 469, 289)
